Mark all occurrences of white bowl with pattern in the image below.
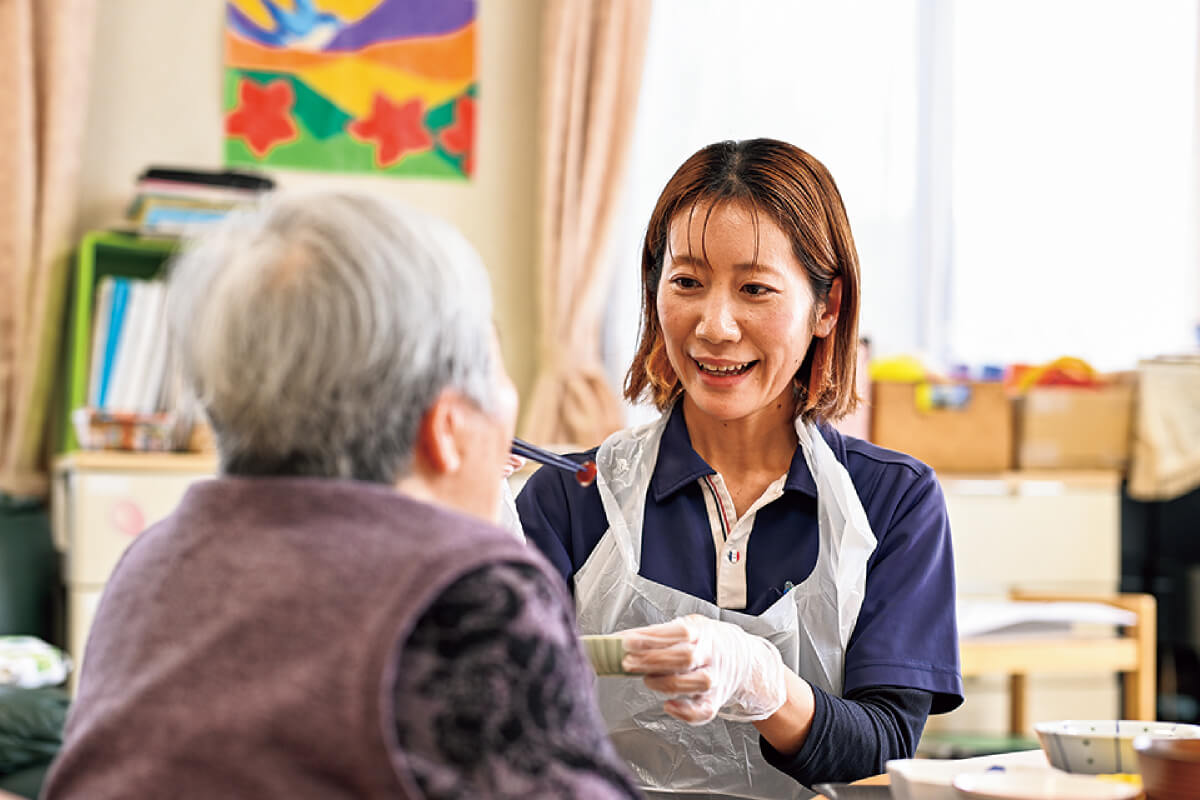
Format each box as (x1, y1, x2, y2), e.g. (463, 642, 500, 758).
(1034, 719, 1200, 774)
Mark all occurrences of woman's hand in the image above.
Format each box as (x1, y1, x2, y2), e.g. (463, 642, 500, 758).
(502, 454, 526, 478)
(620, 614, 788, 725)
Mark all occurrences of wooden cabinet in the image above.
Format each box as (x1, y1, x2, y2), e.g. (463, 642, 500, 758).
(52, 451, 215, 690)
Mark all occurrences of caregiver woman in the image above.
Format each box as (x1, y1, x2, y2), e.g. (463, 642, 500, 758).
(517, 138, 963, 798)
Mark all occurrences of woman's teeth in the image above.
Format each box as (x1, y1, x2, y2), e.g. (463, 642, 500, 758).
(695, 360, 755, 376)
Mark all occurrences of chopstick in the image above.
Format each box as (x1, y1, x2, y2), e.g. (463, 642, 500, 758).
(511, 437, 597, 486)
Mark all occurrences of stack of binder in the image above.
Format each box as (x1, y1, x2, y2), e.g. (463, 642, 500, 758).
(124, 167, 274, 238)
(87, 277, 170, 415)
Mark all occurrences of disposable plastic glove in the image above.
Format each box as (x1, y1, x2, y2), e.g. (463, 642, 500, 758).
(620, 614, 788, 725)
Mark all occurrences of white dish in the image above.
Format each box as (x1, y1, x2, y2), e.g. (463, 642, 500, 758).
(1034, 719, 1200, 774)
(888, 760, 1043, 800)
(952, 770, 1140, 799)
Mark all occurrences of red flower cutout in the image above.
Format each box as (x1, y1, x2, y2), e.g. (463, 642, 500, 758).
(348, 95, 432, 168)
(440, 96, 475, 175)
(226, 79, 298, 157)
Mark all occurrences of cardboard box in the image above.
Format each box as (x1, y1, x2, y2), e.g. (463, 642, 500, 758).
(871, 381, 1013, 473)
(1015, 383, 1135, 470)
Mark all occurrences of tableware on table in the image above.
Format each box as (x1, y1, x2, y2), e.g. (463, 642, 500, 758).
(1134, 735, 1200, 799)
(888, 759, 1048, 800)
(1034, 719, 1200, 774)
(580, 634, 627, 675)
(952, 769, 1141, 799)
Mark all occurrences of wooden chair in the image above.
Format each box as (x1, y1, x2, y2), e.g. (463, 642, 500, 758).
(958, 592, 1156, 735)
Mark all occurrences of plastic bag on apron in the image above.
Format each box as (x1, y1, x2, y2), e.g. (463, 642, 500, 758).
(573, 410, 877, 799)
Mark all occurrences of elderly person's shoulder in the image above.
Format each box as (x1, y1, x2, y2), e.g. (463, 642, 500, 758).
(113, 474, 537, 591)
(147, 474, 527, 554)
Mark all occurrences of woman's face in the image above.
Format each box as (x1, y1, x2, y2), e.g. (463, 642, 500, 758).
(657, 200, 834, 425)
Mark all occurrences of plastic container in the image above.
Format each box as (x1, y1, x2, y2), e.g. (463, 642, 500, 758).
(70, 408, 186, 453)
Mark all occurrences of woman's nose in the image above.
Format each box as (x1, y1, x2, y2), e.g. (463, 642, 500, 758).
(695, 293, 739, 343)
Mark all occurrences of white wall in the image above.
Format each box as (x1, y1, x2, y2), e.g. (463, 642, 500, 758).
(77, 0, 544, 398)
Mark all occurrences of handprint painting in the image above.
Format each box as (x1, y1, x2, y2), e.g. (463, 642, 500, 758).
(224, 0, 477, 178)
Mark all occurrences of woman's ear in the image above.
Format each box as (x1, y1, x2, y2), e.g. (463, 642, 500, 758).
(814, 276, 842, 338)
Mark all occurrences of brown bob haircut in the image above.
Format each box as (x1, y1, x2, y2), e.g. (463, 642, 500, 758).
(624, 138, 861, 422)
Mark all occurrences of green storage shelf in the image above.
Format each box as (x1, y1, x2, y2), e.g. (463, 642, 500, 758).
(61, 231, 179, 452)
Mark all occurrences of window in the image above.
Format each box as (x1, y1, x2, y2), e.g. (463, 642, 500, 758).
(606, 0, 1197, 421)
(948, 0, 1197, 369)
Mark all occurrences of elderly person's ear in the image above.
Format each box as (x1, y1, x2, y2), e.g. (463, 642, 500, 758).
(408, 387, 513, 523)
(415, 389, 473, 474)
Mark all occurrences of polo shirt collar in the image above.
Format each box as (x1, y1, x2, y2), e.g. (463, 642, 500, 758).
(650, 404, 714, 501)
(650, 404, 833, 501)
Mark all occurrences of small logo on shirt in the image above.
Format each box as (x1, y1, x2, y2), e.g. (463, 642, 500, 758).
(726, 549, 741, 564)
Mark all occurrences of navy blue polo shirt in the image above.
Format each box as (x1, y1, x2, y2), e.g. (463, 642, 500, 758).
(516, 403, 964, 713)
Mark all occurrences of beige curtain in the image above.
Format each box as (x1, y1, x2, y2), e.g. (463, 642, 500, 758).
(0, 0, 97, 498)
(520, 0, 651, 448)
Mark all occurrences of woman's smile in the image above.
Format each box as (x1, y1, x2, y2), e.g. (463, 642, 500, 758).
(692, 356, 759, 381)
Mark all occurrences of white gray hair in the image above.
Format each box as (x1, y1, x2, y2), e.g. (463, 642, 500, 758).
(166, 190, 495, 482)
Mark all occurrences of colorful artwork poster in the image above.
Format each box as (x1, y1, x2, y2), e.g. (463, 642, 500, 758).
(224, 0, 477, 178)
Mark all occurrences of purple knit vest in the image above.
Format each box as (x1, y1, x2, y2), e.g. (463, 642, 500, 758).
(44, 477, 560, 799)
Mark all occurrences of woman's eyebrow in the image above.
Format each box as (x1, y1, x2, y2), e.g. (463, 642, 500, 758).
(667, 253, 708, 269)
(668, 254, 781, 276)
(734, 261, 773, 274)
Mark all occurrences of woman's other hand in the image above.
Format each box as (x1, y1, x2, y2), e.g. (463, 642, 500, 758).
(620, 614, 788, 725)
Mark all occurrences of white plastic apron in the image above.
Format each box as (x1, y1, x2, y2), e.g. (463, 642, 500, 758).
(574, 410, 877, 799)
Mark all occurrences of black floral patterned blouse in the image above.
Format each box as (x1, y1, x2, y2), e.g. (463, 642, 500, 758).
(393, 562, 642, 800)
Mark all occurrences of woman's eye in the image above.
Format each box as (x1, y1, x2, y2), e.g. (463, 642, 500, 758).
(743, 283, 774, 296)
(671, 276, 701, 289)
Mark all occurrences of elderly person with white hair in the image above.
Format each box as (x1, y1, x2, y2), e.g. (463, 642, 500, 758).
(43, 192, 642, 800)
